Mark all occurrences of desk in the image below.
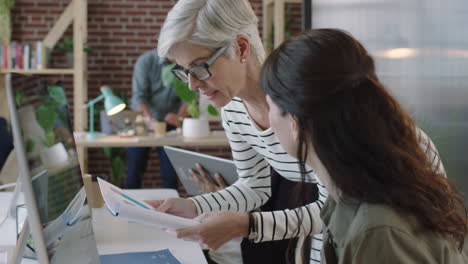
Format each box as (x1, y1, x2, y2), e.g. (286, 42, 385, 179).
(0, 190, 207, 264)
(0, 192, 33, 264)
(74, 130, 230, 173)
(74, 130, 229, 148)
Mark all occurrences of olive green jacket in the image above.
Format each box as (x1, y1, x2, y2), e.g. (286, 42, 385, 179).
(320, 197, 467, 264)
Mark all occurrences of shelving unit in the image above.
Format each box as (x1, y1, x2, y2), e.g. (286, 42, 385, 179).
(0, 0, 89, 172)
(0, 69, 75, 75)
(263, 0, 301, 54)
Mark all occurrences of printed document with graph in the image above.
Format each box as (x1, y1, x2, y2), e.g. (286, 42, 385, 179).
(98, 178, 198, 230)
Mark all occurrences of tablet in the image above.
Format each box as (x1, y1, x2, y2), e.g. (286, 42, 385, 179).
(164, 146, 238, 196)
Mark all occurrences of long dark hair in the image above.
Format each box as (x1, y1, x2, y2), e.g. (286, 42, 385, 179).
(260, 29, 467, 250)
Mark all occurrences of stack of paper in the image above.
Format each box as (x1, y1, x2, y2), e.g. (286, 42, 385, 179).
(97, 178, 198, 230)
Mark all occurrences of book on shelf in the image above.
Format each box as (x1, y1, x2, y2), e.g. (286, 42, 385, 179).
(36, 41, 44, 69)
(1, 45, 8, 68)
(0, 45, 3, 69)
(23, 44, 30, 70)
(0, 41, 51, 70)
(10, 42, 16, 69)
(16, 42, 23, 69)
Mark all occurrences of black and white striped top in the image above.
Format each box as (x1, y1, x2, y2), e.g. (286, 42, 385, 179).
(189, 98, 327, 263)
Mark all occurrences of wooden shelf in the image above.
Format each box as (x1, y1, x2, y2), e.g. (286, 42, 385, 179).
(0, 0, 89, 172)
(74, 131, 230, 148)
(0, 69, 75, 75)
(263, 0, 302, 55)
(264, 0, 301, 6)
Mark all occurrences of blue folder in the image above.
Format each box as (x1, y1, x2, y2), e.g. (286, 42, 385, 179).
(99, 249, 182, 264)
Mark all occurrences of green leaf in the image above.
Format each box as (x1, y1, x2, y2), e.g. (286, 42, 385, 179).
(207, 104, 219, 116)
(56, 37, 74, 52)
(43, 131, 56, 147)
(102, 147, 112, 157)
(161, 63, 176, 87)
(102, 147, 127, 187)
(110, 156, 125, 187)
(187, 101, 200, 119)
(0, 0, 14, 10)
(15, 89, 23, 106)
(36, 105, 56, 134)
(43, 97, 58, 109)
(26, 138, 35, 153)
(174, 79, 196, 103)
(47, 85, 67, 106)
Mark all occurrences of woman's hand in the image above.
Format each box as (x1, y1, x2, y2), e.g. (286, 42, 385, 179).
(146, 198, 198, 219)
(189, 163, 228, 193)
(175, 211, 249, 250)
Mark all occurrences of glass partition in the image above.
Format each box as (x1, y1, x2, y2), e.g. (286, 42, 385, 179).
(311, 0, 468, 203)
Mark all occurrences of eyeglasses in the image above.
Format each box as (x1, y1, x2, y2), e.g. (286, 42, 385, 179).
(171, 46, 229, 83)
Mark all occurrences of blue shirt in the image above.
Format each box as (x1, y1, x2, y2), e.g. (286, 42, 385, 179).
(131, 49, 181, 121)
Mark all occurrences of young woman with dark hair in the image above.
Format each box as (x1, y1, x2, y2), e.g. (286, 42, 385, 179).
(261, 28, 468, 263)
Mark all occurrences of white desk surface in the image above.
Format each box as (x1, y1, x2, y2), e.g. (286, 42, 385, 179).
(74, 130, 229, 148)
(0, 192, 23, 245)
(0, 190, 207, 264)
(0, 192, 34, 264)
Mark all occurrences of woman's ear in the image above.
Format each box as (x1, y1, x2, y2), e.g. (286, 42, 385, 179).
(236, 35, 251, 62)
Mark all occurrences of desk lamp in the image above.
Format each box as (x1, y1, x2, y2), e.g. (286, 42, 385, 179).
(85, 86, 125, 139)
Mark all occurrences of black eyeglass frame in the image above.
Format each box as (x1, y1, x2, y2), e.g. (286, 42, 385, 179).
(171, 46, 229, 83)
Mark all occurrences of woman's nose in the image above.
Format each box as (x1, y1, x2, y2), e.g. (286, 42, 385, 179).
(188, 75, 201, 91)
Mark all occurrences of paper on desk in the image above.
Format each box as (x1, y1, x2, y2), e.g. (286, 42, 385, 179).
(97, 178, 198, 230)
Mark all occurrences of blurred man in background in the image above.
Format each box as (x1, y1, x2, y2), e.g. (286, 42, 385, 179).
(126, 49, 187, 189)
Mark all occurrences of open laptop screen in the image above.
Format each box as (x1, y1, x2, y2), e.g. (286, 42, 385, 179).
(7, 73, 99, 264)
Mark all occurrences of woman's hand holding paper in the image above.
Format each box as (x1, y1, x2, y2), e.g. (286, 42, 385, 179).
(175, 211, 249, 250)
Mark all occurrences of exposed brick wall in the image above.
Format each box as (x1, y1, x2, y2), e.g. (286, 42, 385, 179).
(10, 0, 301, 191)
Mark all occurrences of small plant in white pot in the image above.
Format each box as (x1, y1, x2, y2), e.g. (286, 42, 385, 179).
(55, 37, 92, 68)
(35, 84, 69, 169)
(162, 63, 219, 138)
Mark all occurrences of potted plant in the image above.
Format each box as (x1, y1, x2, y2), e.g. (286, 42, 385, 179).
(18, 104, 44, 158)
(0, 0, 14, 44)
(35, 84, 69, 169)
(102, 147, 126, 187)
(96, 91, 129, 187)
(55, 37, 92, 68)
(162, 63, 219, 138)
(15, 89, 45, 163)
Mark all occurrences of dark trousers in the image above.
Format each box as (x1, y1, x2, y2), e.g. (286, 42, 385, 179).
(241, 168, 318, 264)
(0, 117, 13, 170)
(125, 146, 177, 189)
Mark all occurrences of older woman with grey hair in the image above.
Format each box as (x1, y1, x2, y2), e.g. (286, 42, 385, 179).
(149, 0, 328, 263)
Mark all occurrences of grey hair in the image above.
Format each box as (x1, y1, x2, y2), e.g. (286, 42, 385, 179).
(157, 0, 265, 66)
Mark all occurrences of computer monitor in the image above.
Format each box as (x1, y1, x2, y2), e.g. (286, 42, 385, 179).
(6, 73, 100, 264)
